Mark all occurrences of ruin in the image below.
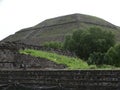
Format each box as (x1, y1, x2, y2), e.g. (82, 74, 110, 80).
(0, 70, 120, 90)
(2, 14, 120, 46)
(0, 42, 120, 90)
(0, 14, 120, 90)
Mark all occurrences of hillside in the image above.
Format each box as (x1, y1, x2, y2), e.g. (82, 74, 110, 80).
(0, 14, 120, 70)
(2, 13, 120, 46)
(20, 49, 118, 69)
(19, 49, 88, 69)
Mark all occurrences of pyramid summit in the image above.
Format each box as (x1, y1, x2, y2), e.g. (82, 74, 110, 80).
(34, 13, 116, 28)
(2, 13, 120, 46)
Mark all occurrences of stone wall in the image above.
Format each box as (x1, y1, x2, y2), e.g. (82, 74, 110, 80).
(0, 70, 119, 90)
(0, 42, 67, 69)
(0, 42, 18, 69)
(0, 41, 75, 57)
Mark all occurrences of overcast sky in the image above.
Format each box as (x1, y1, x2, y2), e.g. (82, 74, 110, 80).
(0, 0, 120, 40)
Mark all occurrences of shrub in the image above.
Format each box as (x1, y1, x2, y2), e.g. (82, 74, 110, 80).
(89, 65, 97, 69)
(97, 64, 115, 69)
(106, 44, 120, 67)
(43, 41, 63, 49)
(88, 52, 106, 65)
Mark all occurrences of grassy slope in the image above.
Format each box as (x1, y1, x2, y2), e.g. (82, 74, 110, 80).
(19, 49, 119, 70)
(19, 49, 88, 69)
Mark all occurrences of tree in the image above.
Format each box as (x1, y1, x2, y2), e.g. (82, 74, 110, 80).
(64, 27, 115, 60)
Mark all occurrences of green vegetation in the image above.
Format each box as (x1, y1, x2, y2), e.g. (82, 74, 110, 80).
(62, 27, 120, 67)
(19, 49, 88, 69)
(19, 49, 118, 69)
(39, 27, 120, 68)
(19, 26, 120, 69)
(97, 65, 115, 69)
(88, 52, 106, 65)
(43, 41, 63, 49)
(63, 27, 115, 60)
(106, 44, 120, 67)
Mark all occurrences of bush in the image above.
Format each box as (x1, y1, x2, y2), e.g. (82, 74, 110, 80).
(89, 65, 97, 69)
(64, 27, 115, 60)
(63, 35, 76, 51)
(106, 44, 120, 67)
(97, 64, 115, 69)
(43, 41, 63, 49)
(88, 52, 106, 65)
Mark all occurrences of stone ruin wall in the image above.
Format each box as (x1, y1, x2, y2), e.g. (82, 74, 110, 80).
(0, 42, 73, 69)
(0, 70, 119, 90)
(0, 41, 120, 90)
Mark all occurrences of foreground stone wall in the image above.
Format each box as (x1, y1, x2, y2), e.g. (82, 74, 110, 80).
(0, 70, 119, 90)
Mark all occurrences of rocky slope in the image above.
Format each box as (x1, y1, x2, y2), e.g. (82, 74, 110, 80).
(1, 13, 120, 69)
(0, 41, 73, 69)
(2, 13, 120, 46)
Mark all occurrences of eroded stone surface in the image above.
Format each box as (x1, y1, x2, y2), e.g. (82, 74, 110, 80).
(0, 42, 73, 69)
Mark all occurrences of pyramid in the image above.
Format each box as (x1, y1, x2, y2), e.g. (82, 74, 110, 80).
(2, 13, 120, 46)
